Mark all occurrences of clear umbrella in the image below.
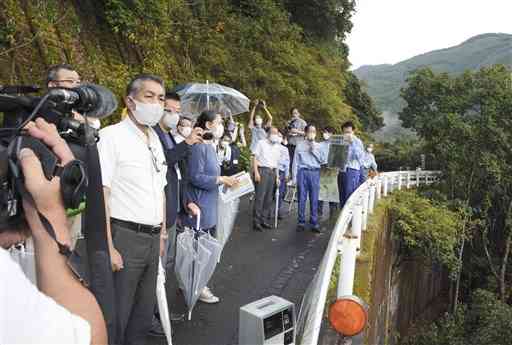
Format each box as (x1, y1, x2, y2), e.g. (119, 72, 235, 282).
(156, 259, 173, 344)
(174, 81, 250, 118)
(175, 212, 220, 320)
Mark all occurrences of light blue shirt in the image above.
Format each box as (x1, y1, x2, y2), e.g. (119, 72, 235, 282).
(361, 151, 377, 171)
(344, 136, 364, 172)
(250, 126, 267, 153)
(292, 140, 328, 183)
(278, 144, 290, 178)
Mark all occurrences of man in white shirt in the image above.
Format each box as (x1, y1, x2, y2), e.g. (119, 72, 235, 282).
(98, 74, 168, 345)
(252, 127, 282, 232)
(0, 118, 106, 344)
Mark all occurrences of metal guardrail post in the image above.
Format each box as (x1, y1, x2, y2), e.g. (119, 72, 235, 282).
(398, 174, 402, 190)
(368, 185, 375, 215)
(353, 204, 363, 251)
(416, 170, 420, 186)
(361, 190, 369, 231)
(376, 180, 382, 200)
(406, 172, 411, 189)
(383, 176, 388, 196)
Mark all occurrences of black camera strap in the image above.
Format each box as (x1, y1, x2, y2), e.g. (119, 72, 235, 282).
(14, 178, 72, 257)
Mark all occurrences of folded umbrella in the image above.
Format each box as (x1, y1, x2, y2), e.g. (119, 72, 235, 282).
(156, 259, 173, 344)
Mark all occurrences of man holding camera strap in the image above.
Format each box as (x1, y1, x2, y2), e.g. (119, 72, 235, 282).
(98, 74, 168, 345)
(0, 118, 107, 344)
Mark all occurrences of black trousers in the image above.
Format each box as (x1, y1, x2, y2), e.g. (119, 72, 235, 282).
(253, 167, 277, 225)
(112, 222, 160, 345)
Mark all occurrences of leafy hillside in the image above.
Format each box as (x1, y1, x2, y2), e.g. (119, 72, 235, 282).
(0, 0, 380, 131)
(354, 33, 512, 141)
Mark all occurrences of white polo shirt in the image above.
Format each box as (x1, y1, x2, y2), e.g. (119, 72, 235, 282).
(98, 117, 167, 226)
(253, 139, 281, 169)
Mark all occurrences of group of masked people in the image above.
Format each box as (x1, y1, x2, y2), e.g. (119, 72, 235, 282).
(248, 103, 378, 233)
(40, 65, 243, 343)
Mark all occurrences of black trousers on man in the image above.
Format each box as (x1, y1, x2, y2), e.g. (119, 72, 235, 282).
(112, 221, 160, 345)
(253, 167, 277, 226)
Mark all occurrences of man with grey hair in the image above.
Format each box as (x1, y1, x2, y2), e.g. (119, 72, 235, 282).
(98, 74, 168, 344)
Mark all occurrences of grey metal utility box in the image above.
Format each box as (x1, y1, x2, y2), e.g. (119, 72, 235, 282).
(239, 295, 295, 345)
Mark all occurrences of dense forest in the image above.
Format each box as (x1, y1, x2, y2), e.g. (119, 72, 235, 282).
(0, 0, 382, 131)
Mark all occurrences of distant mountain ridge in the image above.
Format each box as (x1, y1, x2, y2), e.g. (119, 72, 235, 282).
(353, 33, 512, 141)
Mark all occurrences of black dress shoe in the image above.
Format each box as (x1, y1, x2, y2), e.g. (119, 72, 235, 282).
(296, 224, 305, 232)
(311, 226, 322, 233)
(253, 223, 264, 232)
(261, 222, 272, 229)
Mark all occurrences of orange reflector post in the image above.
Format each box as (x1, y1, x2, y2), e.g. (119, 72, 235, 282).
(328, 295, 368, 336)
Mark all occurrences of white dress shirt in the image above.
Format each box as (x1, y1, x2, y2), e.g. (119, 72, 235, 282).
(98, 117, 167, 226)
(253, 139, 282, 169)
(0, 248, 90, 344)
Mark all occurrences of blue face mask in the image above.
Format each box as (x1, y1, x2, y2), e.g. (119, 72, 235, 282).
(227, 122, 236, 132)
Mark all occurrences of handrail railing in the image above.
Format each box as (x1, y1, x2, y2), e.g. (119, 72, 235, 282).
(296, 170, 440, 345)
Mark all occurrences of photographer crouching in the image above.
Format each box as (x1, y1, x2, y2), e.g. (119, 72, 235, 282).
(0, 118, 107, 344)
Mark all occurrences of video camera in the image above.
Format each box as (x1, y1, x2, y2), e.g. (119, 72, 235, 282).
(0, 83, 118, 231)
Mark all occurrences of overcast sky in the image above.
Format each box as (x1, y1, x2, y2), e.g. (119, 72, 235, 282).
(346, 0, 512, 69)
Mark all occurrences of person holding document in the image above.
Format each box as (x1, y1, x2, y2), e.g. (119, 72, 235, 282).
(183, 110, 238, 304)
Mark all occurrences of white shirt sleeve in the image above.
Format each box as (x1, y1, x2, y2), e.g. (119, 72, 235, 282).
(0, 248, 91, 344)
(97, 128, 118, 189)
(253, 140, 263, 163)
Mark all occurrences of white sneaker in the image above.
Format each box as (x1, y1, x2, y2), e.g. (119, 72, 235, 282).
(199, 286, 220, 304)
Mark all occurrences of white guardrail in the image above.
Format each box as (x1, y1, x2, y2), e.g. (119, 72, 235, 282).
(296, 170, 440, 345)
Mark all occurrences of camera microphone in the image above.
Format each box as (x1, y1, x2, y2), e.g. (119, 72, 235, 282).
(47, 83, 118, 118)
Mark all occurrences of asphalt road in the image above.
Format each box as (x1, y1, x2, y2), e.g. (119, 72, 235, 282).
(149, 197, 337, 345)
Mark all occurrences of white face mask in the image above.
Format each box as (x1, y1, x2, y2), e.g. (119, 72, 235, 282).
(343, 133, 353, 142)
(212, 124, 224, 139)
(367, 148, 373, 153)
(307, 133, 316, 141)
(323, 133, 331, 140)
(255, 117, 263, 126)
(269, 134, 281, 144)
(221, 141, 230, 148)
(130, 98, 164, 126)
(179, 126, 192, 138)
(292, 111, 300, 118)
(163, 111, 180, 129)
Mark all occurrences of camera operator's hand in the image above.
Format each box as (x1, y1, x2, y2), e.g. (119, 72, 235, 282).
(21, 118, 75, 247)
(185, 127, 204, 146)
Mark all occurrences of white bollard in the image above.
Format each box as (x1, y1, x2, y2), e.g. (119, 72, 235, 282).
(398, 174, 402, 190)
(406, 172, 411, 189)
(368, 185, 375, 214)
(383, 176, 388, 196)
(416, 170, 420, 186)
(338, 239, 358, 297)
(376, 180, 382, 200)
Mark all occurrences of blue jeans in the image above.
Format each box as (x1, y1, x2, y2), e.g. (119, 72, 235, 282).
(297, 168, 320, 228)
(341, 168, 361, 207)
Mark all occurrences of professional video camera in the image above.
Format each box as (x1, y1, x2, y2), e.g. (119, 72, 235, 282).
(0, 83, 118, 232)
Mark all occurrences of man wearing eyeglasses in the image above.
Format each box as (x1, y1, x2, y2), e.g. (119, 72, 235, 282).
(98, 74, 168, 345)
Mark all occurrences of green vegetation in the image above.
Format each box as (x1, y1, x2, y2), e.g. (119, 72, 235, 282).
(388, 190, 463, 279)
(394, 65, 512, 344)
(354, 33, 512, 142)
(401, 289, 512, 345)
(0, 0, 380, 131)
